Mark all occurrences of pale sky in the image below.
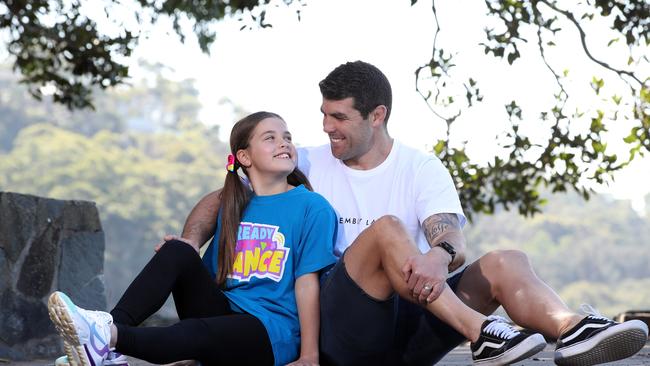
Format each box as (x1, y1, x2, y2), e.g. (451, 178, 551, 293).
(7, 0, 650, 212)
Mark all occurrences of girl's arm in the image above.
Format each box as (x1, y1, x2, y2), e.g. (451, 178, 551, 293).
(287, 272, 320, 366)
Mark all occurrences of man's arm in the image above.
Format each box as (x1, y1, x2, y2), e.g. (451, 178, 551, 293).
(422, 213, 466, 273)
(181, 189, 222, 247)
(402, 212, 467, 304)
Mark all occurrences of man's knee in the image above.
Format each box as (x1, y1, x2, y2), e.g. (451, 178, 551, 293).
(482, 249, 531, 271)
(370, 215, 406, 238)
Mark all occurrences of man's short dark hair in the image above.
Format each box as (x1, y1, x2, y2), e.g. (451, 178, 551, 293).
(319, 61, 392, 123)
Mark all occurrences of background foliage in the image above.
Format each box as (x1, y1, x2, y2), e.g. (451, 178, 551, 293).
(464, 191, 650, 316)
(0, 64, 228, 309)
(415, 0, 649, 219)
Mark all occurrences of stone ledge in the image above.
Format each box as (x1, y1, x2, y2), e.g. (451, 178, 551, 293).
(0, 192, 106, 361)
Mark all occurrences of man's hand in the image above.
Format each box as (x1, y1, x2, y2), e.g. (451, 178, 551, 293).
(401, 249, 450, 304)
(155, 234, 200, 254)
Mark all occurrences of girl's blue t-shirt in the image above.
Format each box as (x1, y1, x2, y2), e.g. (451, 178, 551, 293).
(202, 184, 337, 365)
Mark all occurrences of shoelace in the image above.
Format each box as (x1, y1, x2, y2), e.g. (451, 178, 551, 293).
(579, 303, 609, 322)
(483, 315, 520, 339)
(81, 307, 114, 327)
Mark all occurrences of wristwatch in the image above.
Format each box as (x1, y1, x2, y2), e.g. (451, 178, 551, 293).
(435, 241, 456, 263)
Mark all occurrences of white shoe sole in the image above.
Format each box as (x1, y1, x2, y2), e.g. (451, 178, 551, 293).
(555, 320, 649, 366)
(54, 341, 83, 366)
(48, 292, 94, 366)
(474, 333, 547, 366)
(55, 355, 70, 366)
(55, 346, 130, 366)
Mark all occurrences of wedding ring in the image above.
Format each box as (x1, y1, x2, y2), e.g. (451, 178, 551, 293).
(423, 285, 432, 292)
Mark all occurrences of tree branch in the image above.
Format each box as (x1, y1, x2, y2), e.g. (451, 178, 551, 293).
(415, 0, 462, 136)
(538, 0, 643, 86)
(532, 4, 568, 109)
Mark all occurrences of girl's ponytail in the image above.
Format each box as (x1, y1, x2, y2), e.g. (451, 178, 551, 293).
(216, 162, 250, 286)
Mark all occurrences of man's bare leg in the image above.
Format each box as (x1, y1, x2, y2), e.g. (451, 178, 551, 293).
(348, 216, 648, 365)
(453, 249, 583, 338)
(343, 215, 485, 341)
(453, 249, 649, 365)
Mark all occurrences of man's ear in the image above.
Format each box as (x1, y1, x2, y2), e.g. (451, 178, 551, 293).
(236, 149, 251, 168)
(370, 105, 387, 127)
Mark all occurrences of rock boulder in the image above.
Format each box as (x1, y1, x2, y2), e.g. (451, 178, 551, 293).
(0, 191, 106, 360)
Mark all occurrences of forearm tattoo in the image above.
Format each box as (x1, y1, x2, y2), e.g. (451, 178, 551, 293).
(423, 213, 460, 248)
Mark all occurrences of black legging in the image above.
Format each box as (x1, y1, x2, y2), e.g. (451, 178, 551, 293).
(110, 240, 274, 365)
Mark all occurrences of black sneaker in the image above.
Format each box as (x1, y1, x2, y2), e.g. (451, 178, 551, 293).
(554, 306, 649, 366)
(471, 315, 546, 366)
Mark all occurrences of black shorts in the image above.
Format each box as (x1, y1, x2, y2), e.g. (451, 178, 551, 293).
(319, 257, 467, 366)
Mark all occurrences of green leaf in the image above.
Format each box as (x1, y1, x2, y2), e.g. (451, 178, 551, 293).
(507, 52, 517, 65)
(590, 77, 604, 94)
(591, 140, 605, 153)
(433, 140, 446, 155)
(623, 129, 638, 143)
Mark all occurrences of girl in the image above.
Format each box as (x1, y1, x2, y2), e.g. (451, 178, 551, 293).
(48, 111, 337, 366)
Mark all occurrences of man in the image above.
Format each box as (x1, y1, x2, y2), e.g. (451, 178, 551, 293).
(173, 61, 648, 365)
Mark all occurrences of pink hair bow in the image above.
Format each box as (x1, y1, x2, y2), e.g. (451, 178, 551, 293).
(226, 154, 235, 172)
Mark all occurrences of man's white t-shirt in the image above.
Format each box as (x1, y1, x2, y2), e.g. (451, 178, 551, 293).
(297, 141, 466, 256)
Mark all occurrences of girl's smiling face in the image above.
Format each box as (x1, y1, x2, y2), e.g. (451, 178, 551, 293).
(237, 117, 297, 179)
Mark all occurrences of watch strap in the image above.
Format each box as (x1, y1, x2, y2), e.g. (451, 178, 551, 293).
(435, 241, 456, 263)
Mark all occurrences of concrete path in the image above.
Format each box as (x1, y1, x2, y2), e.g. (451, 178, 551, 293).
(4, 342, 650, 365)
(436, 342, 650, 365)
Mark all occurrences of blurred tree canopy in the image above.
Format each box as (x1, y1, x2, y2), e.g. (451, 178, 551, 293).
(0, 0, 302, 109)
(463, 190, 650, 315)
(0, 0, 648, 219)
(0, 64, 229, 307)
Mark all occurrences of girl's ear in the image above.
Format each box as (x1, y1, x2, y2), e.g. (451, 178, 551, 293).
(236, 149, 251, 168)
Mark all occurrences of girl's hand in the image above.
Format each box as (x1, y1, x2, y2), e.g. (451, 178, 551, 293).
(285, 355, 319, 366)
(162, 360, 199, 366)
